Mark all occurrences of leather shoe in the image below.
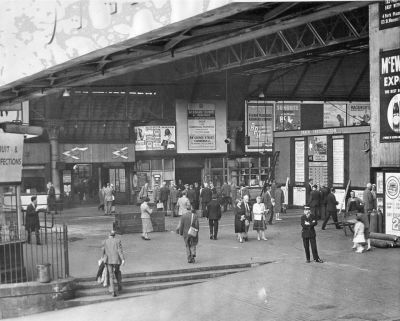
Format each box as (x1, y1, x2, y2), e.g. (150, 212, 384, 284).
(314, 258, 324, 263)
(210, 235, 214, 240)
(321, 228, 326, 230)
(306, 260, 311, 263)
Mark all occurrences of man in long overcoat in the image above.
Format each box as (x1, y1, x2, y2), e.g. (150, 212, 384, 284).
(25, 196, 41, 244)
(206, 193, 222, 240)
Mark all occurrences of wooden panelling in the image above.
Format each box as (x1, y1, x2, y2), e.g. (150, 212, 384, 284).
(369, 4, 400, 167)
(349, 133, 370, 188)
(274, 137, 291, 185)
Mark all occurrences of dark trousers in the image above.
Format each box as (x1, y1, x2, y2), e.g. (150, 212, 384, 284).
(319, 205, 327, 220)
(27, 229, 40, 244)
(311, 206, 320, 220)
(268, 208, 274, 224)
(162, 200, 168, 213)
(302, 237, 319, 261)
(322, 210, 340, 229)
(202, 202, 208, 217)
(209, 219, 219, 238)
(222, 196, 231, 212)
(184, 237, 196, 262)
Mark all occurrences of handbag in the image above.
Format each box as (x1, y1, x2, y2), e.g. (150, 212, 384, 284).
(188, 213, 198, 237)
(245, 219, 250, 227)
(156, 202, 164, 209)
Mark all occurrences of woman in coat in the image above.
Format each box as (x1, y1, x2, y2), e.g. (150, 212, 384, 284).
(234, 198, 246, 243)
(140, 197, 153, 240)
(273, 184, 285, 221)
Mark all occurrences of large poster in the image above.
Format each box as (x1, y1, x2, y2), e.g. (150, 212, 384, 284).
(332, 137, 344, 185)
(380, 49, 400, 142)
(245, 100, 273, 152)
(187, 103, 216, 150)
(379, 0, 400, 30)
(385, 172, 400, 236)
(295, 140, 305, 183)
(275, 102, 300, 131)
(347, 102, 371, 126)
(323, 103, 347, 128)
(308, 136, 327, 161)
(135, 126, 176, 151)
(0, 133, 24, 183)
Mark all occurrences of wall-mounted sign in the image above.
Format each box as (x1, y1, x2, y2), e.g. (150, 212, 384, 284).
(245, 100, 273, 152)
(380, 49, 400, 142)
(187, 103, 216, 150)
(376, 172, 384, 194)
(60, 144, 135, 163)
(275, 102, 300, 131)
(295, 140, 305, 183)
(0, 133, 24, 183)
(323, 103, 347, 128)
(308, 136, 327, 161)
(135, 126, 176, 151)
(293, 187, 306, 206)
(385, 172, 400, 236)
(379, 0, 400, 30)
(347, 102, 371, 126)
(332, 137, 344, 185)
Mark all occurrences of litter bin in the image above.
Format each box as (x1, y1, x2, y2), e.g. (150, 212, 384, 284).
(37, 263, 51, 283)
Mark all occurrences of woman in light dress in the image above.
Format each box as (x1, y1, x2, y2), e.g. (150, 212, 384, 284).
(140, 197, 153, 240)
(252, 196, 268, 241)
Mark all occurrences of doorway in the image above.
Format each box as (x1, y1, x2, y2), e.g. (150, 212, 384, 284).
(176, 168, 202, 185)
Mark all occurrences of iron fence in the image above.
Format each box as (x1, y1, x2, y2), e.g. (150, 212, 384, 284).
(0, 225, 69, 284)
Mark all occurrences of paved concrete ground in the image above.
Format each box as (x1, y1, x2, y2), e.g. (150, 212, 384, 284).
(6, 205, 400, 321)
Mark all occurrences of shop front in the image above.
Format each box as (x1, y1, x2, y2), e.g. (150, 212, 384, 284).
(58, 143, 135, 205)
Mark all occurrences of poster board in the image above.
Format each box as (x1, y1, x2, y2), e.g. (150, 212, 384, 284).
(323, 102, 347, 128)
(385, 172, 400, 236)
(293, 187, 306, 206)
(245, 100, 273, 152)
(380, 49, 400, 142)
(135, 126, 176, 151)
(275, 102, 301, 131)
(0, 133, 24, 183)
(332, 137, 344, 185)
(295, 140, 305, 183)
(347, 102, 371, 126)
(379, 0, 400, 30)
(187, 103, 216, 150)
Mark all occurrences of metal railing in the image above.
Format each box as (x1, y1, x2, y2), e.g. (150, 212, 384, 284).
(0, 225, 69, 284)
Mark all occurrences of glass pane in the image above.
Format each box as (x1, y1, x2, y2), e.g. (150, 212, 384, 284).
(151, 159, 162, 170)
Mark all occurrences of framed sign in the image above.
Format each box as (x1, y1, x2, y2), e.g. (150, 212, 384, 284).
(379, 0, 400, 30)
(380, 49, 400, 142)
(275, 102, 300, 131)
(245, 100, 273, 152)
(347, 102, 371, 126)
(0, 133, 24, 183)
(323, 103, 346, 128)
(135, 126, 176, 151)
(308, 136, 327, 161)
(385, 172, 400, 236)
(187, 103, 216, 150)
(295, 140, 305, 183)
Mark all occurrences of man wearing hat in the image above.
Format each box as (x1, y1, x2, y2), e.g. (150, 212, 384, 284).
(206, 193, 222, 240)
(101, 230, 125, 297)
(301, 206, 323, 263)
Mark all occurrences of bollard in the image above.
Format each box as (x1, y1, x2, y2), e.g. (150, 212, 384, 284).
(37, 263, 51, 283)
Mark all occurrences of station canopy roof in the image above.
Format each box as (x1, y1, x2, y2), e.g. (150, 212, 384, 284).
(0, 1, 372, 109)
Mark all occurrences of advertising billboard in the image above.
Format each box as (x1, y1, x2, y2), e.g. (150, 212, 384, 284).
(380, 49, 400, 142)
(385, 172, 400, 236)
(245, 100, 273, 152)
(0, 133, 24, 183)
(187, 103, 216, 150)
(135, 126, 176, 151)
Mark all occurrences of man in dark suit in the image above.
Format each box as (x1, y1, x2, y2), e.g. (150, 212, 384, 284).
(319, 185, 330, 221)
(200, 182, 212, 218)
(159, 181, 170, 214)
(262, 185, 275, 225)
(305, 178, 313, 206)
(206, 193, 222, 240)
(308, 185, 321, 220)
(301, 206, 323, 263)
(102, 230, 125, 297)
(321, 187, 341, 230)
(25, 196, 41, 245)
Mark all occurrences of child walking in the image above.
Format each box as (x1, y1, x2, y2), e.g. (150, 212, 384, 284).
(353, 215, 366, 253)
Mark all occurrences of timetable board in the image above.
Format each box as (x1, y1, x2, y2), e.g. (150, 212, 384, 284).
(309, 162, 328, 187)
